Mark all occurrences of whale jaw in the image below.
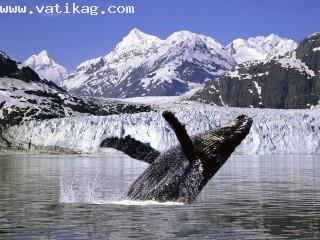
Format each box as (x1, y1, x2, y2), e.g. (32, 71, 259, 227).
(195, 115, 252, 178)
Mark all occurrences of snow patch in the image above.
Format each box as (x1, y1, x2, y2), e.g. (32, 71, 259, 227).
(313, 47, 320, 52)
(253, 81, 262, 96)
(277, 54, 315, 77)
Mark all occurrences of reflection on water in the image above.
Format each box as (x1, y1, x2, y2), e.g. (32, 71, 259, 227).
(0, 154, 319, 239)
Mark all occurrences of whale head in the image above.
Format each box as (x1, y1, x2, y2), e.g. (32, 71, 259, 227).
(196, 115, 252, 163)
(183, 115, 253, 198)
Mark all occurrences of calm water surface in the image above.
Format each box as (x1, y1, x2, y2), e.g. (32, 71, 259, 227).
(0, 153, 319, 239)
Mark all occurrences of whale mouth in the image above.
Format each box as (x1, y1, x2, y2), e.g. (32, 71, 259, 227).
(198, 114, 253, 147)
(222, 115, 253, 131)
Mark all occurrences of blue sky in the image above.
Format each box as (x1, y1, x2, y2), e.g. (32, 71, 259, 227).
(1, 0, 319, 69)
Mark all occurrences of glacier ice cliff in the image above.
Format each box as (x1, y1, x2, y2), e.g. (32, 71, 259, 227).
(3, 103, 320, 155)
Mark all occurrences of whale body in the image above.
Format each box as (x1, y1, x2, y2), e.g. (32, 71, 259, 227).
(101, 111, 252, 203)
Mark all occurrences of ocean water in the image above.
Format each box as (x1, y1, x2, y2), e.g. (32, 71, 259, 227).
(0, 153, 319, 239)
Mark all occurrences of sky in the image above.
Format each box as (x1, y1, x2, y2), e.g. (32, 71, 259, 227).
(1, 0, 319, 69)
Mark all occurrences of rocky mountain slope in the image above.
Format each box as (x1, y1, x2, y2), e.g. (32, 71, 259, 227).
(192, 33, 320, 109)
(226, 34, 298, 64)
(61, 29, 236, 98)
(23, 50, 68, 84)
(0, 51, 152, 128)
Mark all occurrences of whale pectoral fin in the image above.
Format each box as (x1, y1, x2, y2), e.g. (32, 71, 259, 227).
(100, 136, 160, 163)
(162, 111, 197, 163)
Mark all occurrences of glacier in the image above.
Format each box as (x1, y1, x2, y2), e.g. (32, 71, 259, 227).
(3, 102, 320, 155)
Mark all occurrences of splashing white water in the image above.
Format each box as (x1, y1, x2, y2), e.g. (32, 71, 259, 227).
(58, 155, 151, 204)
(95, 200, 184, 206)
(59, 176, 120, 204)
(59, 176, 184, 206)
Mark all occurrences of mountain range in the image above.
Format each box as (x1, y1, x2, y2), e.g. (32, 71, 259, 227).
(0, 51, 151, 129)
(22, 29, 298, 98)
(1, 31, 320, 151)
(61, 29, 236, 98)
(12, 29, 320, 109)
(192, 33, 320, 109)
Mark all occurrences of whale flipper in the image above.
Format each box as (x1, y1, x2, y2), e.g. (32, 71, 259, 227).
(162, 111, 197, 163)
(100, 136, 160, 163)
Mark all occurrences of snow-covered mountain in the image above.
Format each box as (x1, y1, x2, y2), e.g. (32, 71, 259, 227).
(4, 102, 320, 155)
(0, 51, 152, 128)
(61, 28, 236, 98)
(23, 50, 68, 84)
(226, 34, 298, 64)
(193, 33, 320, 109)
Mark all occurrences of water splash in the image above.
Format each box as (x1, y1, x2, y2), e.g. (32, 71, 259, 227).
(59, 172, 127, 203)
(94, 200, 184, 206)
(59, 175, 184, 205)
(59, 155, 150, 204)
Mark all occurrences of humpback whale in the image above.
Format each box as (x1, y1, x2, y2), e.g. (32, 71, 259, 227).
(101, 111, 252, 203)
